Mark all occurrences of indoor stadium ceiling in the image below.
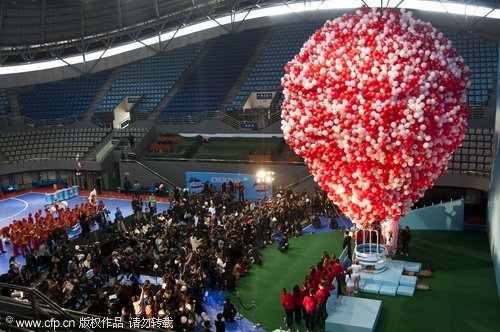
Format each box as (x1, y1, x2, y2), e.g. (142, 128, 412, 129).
(0, 0, 498, 66)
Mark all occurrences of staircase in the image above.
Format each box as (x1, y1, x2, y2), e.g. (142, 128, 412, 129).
(121, 159, 178, 187)
(83, 68, 121, 121)
(147, 40, 216, 121)
(4, 87, 22, 117)
(219, 28, 275, 111)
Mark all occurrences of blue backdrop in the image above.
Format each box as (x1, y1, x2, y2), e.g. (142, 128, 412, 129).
(185, 171, 272, 200)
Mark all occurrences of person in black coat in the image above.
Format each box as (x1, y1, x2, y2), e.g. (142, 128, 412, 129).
(222, 297, 237, 322)
(342, 230, 352, 260)
(400, 226, 411, 256)
(215, 313, 225, 332)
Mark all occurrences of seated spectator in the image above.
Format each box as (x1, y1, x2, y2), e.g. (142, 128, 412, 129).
(278, 235, 289, 252)
(222, 297, 237, 323)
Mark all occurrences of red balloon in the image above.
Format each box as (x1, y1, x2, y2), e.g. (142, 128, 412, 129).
(281, 8, 470, 227)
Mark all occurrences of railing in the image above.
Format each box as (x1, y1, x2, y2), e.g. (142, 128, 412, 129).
(130, 110, 153, 122)
(0, 114, 81, 128)
(157, 109, 282, 130)
(0, 282, 162, 332)
(122, 159, 178, 188)
(0, 282, 92, 332)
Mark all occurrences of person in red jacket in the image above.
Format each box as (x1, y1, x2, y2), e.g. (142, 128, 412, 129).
(315, 284, 331, 323)
(292, 284, 304, 326)
(303, 288, 317, 331)
(333, 258, 345, 297)
(281, 288, 295, 330)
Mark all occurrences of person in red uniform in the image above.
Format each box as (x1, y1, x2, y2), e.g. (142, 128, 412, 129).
(303, 288, 317, 331)
(0, 234, 6, 254)
(332, 258, 345, 297)
(1, 226, 10, 245)
(292, 284, 304, 326)
(315, 283, 331, 323)
(281, 288, 295, 330)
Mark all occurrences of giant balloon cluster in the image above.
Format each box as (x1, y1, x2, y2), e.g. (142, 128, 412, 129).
(281, 7, 470, 227)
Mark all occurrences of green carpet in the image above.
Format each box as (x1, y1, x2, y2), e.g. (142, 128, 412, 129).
(231, 230, 500, 332)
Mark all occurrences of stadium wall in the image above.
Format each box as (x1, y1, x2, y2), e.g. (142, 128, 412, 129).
(119, 160, 317, 194)
(486, 44, 500, 302)
(399, 199, 464, 230)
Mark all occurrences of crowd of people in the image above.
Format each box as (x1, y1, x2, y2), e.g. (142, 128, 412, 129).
(281, 250, 349, 331)
(0, 181, 327, 331)
(0, 198, 105, 259)
(0, 177, 417, 331)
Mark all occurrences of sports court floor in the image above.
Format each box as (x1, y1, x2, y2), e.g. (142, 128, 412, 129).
(0, 191, 170, 272)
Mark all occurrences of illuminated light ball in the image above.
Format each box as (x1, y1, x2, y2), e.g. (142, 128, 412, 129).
(281, 7, 470, 227)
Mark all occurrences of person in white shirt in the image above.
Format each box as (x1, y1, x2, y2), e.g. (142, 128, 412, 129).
(345, 266, 355, 296)
(208, 204, 216, 221)
(350, 259, 362, 294)
(132, 287, 145, 317)
(216, 253, 226, 274)
(385, 229, 395, 260)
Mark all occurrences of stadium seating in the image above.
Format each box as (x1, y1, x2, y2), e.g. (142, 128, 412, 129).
(95, 42, 205, 115)
(447, 127, 494, 177)
(159, 28, 268, 119)
(445, 32, 498, 111)
(0, 89, 8, 117)
(0, 128, 110, 163)
(231, 21, 323, 111)
(19, 71, 110, 120)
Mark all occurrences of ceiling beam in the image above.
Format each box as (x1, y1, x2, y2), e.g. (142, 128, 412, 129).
(40, 0, 46, 44)
(0, 0, 5, 38)
(117, 0, 123, 28)
(80, 0, 85, 38)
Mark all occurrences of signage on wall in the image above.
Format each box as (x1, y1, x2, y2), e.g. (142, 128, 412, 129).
(256, 93, 273, 100)
(186, 171, 272, 200)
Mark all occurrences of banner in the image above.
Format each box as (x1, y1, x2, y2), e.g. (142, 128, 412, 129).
(186, 172, 272, 200)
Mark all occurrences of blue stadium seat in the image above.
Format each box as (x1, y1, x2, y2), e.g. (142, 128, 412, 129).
(19, 71, 110, 120)
(159, 28, 268, 120)
(95, 42, 205, 115)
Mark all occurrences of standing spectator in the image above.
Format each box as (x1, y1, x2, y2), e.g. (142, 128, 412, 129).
(292, 284, 303, 326)
(303, 288, 317, 332)
(333, 258, 344, 297)
(109, 251, 121, 285)
(228, 181, 235, 201)
(95, 177, 102, 194)
(351, 259, 362, 294)
(385, 229, 395, 260)
(345, 267, 355, 296)
(238, 184, 245, 202)
(148, 194, 157, 215)
(133, 180, 141, 194)
(123, 178, 131, 196)
(128, 134, 135, 148)
(281, 288, 295, 329)
(342, 230, 352, 260)
(315, 284, 330, 322)
(400, 226, 411, 256)
(221, 182, 227, 197)
(132, 195, 143, 222)
(114, 207, 126, 233)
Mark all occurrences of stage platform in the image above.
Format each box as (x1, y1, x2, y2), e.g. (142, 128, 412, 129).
(325, 296, 382, 332)
(359, 259, 421, 297)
